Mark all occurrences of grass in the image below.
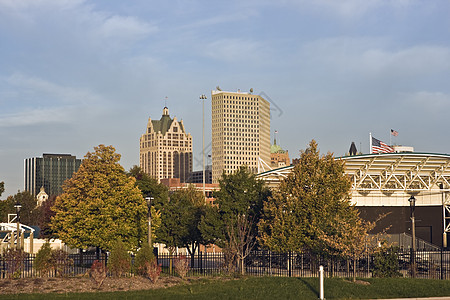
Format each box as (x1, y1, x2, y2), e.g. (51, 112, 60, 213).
(3, 277, 450, 300)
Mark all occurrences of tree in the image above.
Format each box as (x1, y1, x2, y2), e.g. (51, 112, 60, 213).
(0, 181, 4, 197)
(200, 166, 271, 274)
(258, 140, 368, 258)
(127, 166, 169, 211)
(51, 145, 147, 251)
(156, 185, 211, 259)
(36, 195, 57, 238)
(0, 191, 39, 225)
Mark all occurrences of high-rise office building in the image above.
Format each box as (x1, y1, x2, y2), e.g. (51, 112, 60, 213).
(140, 107, 193, 182)
(211, 89, 270, 183)
(24, 154, 82, 197)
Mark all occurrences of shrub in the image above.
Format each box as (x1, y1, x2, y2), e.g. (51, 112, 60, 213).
(34, 241, 53, 276)
(173, 254, 190, 279)
(145, 258, 162, 283)
(134, 243, 154, 276)
(3, 248, 27, 279)
(90, 260, 107, 288)
(108, 239, 131, 277)
(373, 246, 402, 278)
(52, 249, 73, 277)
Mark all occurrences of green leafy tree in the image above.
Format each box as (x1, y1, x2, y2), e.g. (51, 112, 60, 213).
(200, 166, 271, 274)
(34, 241, 53, 276)
(127, 166, 169, 211)
(258, 140, 366, 257)
(0, 191, 39, 225)
(51, 145, 147, 251)
(134, 242, 155, 276)
(157, 185, 212, 258)
(108, 239, 131, 277)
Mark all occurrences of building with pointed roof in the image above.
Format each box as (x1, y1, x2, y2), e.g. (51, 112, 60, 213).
(140, 107, 193, 182)
(270, 138, 289, 168)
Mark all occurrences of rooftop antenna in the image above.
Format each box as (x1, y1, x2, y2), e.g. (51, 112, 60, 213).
(164, 96, 168, 107)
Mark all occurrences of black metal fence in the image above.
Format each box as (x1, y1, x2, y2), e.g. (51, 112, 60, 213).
(2, 249, 450, 279)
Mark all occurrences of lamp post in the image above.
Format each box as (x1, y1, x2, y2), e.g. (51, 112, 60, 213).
(409, 195, 416, 278)
(14, 202, 22, 250)
(145, 197, 154, 249)
(199, 94, 207, 198)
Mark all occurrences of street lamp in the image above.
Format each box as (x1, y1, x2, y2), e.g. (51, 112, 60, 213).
(14, 201, 22, 250)
(145, 197, 154, 249)
(199, 94, 207, 198)
(409, 195, 416, 278)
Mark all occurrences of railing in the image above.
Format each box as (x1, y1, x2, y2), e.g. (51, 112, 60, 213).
(2, 249, 450, 280)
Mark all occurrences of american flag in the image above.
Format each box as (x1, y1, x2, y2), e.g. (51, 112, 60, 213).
(391, 129, 398, 136)
(372, 136, 394, 153)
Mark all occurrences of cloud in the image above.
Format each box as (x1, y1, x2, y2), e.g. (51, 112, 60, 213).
(0, 107, 74, 127)
(400, 91, 450, 109)
(280, 0, 414, 18)
(299, 37, 450, 81)
(5, 73, 104, 106)
(204, 38, 265, 62)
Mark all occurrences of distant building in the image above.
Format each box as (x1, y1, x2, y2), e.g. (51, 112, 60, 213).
(160, 177, 219, 205)
(188, 165, 212, 184)
(270, 138, 289, 168)
(140, 107, 193, 182)
(36, 186, 48, 207)
(211, 89, 270, 183)
(24, 154, 81, 197)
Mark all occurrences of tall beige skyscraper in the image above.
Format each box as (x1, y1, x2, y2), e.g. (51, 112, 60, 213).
(211, 89, 270, 183)
(140, 107, 193, 182)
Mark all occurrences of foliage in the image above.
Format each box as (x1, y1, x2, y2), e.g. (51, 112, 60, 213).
(373, 246, 402, 278)
(134, 242, 155, 276)
(127, 166, 169, 211)
(173, 254, 190, 279)
(200, 166, 271, 249)
(0, 181, 4, 197)
(51, 145, 148, 251)
(34, 241, 53, 276)
(156, 185, 212, 257)
(90, 260, 107, 288)
(145, 258, 162, 283)
(3, 248, 27, 279)
(0, 191, 39, 224)
(36, 195, 57, 238)
(258, 140, 366, 257)
(51, 249, 73, 277)
(108, 239, 131, 277)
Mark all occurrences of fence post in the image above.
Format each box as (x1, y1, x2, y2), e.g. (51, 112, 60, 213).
(200, 251, 203, 275)
(441, 247, 444, 280)
(319, 265, 324, 300)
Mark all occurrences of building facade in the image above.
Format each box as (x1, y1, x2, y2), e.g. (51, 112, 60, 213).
(270, 139, 290, 168)
(211, 89, 270, 183)
(24, 154, 81, 197)
(188, 165, 212, 184)
(140, 107, 193, 182)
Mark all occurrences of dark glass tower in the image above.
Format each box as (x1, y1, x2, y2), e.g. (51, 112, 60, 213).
(24, 154, 82, 197)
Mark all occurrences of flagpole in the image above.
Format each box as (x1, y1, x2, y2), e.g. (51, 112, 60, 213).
(390, 129, 392, 146)
(369, 132, 372, 154)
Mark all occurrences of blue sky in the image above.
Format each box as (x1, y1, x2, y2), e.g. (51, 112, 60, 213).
(1, 0, 449, 198)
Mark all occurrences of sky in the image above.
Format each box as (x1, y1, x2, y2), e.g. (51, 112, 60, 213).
(1, 0, 449, 198)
